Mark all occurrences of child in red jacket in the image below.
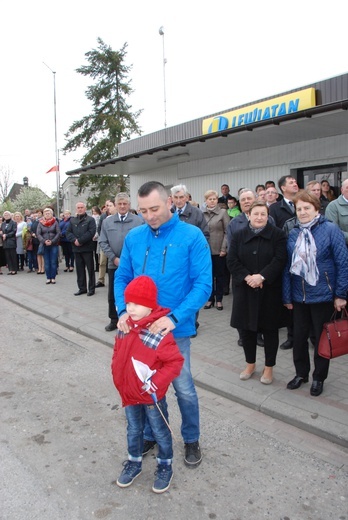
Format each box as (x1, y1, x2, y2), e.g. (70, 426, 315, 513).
(111, 275, 184, 494)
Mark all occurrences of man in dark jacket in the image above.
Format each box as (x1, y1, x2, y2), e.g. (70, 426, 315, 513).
(170, 184, 209, 240)
(269, 175, 299, 350)
(66, 202, 96, 296)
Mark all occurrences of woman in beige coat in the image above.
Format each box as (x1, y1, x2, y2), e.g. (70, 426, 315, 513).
(203, 190, 230, 310)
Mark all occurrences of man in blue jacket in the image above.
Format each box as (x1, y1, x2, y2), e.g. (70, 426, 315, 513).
(115, 181, 212, 468)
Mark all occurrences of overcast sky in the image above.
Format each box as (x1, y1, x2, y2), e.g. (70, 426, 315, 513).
(1, 0, 347, 196)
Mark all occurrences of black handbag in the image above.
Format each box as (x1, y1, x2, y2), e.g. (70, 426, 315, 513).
(318, 309, 348, 359)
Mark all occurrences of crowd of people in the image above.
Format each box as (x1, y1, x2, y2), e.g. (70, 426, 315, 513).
(1, 176, 347, 493)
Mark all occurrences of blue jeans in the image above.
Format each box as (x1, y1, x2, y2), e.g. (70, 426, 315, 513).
(43, 245, 58, 280)
(125, 397, 172, 464)
(26, 250, 38, 271)
(144, 337, 200, 444)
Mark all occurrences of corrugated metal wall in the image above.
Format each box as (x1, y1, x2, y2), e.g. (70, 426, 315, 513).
(129, 133, 348, 208)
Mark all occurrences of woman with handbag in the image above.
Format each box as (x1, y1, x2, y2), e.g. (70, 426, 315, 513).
(283, 190, 348, 396)
(37, 208, 60, 284)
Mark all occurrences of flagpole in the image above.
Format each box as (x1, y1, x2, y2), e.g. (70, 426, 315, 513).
(43, 62, 60, 216)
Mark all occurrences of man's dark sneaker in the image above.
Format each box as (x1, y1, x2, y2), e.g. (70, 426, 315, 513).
(184, 441, 202, 467)
(280, 339, 293, 350)
(152, 464, 173, 493)
(105, 321, 117, 332)
(116, 460, 142, 488)
(142, 440, 157, 455)
(95, 281, 105, 288)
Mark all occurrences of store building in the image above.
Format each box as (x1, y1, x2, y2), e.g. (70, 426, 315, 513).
(66, 72, 348, 205)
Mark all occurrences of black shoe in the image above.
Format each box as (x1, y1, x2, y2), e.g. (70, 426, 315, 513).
(204, 302, 214, 309)
(257, 333, 264, 347)
(105, 321, 117, 332)
(280, 339, 293, 350)
(142, 440, 157, 456)
(287, 375, 309, 390)
(184, 441, 202, 467)
(190, 332, 197, 338)
(87, 291, 95, 296)
(237, 338, 243, 347)
(216, 303, 223, 311)
(95, 282, 105, 288)
(74, 290, 87, 296)
(310, 381, 324, 397)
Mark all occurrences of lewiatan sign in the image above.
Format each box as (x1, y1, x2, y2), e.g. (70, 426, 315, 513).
(202, 88, 316, 134)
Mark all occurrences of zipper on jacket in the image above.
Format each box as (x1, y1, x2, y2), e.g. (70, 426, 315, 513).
(324, 271, 333, 292)
(162, 246, 167, 273)
(302, 278, 306, 302)
(142, 247, 150, 273)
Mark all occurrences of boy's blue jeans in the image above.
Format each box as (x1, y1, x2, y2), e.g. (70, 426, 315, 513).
(144, 337, 200, 444)
(125, 397, 172, 465)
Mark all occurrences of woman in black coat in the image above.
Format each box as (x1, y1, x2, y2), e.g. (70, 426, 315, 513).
(1, 211, 18, 275)
(227, 202, 288, 384)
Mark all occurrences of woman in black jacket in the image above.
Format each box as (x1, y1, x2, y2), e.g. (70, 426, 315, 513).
(1, 211, 17, 275)
(227, 202, 288, 384)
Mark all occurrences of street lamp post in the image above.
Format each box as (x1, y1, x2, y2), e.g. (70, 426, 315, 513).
(158, 26, 167, 128)
(43, 62, 60, 216)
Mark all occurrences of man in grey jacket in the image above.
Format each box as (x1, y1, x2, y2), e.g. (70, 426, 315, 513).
(98, 193, 143, 331)
(325, 179, 348, 244)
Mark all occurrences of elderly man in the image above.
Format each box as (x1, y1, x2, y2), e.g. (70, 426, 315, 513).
(66, 202, 96, 296)
(325, 179, 348, 244)
(115, 181, 212, 468)
(171, 184, 209, 239)
(99, 193, 142, 331)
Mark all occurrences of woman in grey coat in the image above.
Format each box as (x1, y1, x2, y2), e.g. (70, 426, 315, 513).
(203, 190, 230, 310)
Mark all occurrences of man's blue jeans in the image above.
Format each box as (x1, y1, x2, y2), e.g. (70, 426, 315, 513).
(144, 337, 200, 444)
(125, 397, 172, 464)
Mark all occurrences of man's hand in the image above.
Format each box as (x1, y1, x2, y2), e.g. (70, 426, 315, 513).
(117, 313, 131, 334)
(74, 239, 81, 247)
(284, 303, 293, 310)
(245, 274, 263, 289)
(148, 317, 175, 336)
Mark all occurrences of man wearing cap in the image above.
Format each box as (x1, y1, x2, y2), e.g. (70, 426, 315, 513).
(115, 181, 212, 468)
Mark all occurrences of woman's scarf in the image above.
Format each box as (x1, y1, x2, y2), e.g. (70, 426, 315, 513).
(41, 217, 56, 227)
(290, 215, 320, 286)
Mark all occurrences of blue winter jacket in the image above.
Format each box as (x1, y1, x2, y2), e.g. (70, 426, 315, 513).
(115, 212, 212, 338)
(283, 216, 348, 304)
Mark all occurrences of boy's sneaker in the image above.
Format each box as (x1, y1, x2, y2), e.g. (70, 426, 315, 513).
(116, 461, 142, 488)
(184, 441, 202, 467)
(152, 464, 173, 494)
(142, 440, 157, 455)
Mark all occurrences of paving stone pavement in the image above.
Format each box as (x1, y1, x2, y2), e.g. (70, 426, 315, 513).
(1, 264, 347, 447)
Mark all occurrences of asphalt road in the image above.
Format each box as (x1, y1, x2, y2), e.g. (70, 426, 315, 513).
(1, 300, 348, 520)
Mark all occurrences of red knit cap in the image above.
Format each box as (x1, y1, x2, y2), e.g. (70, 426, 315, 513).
(124, 275, 158, 309)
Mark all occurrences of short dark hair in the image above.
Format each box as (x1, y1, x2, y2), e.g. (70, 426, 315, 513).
(265, 180, 275, 188)
(255, 184, 265, 191)
(138, 181, 168, 200)
(278, 175, 294, 192)
(221, 184, 229, 189)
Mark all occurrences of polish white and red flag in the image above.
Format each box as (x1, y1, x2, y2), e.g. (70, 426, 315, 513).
(46, 165, 59, 174)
